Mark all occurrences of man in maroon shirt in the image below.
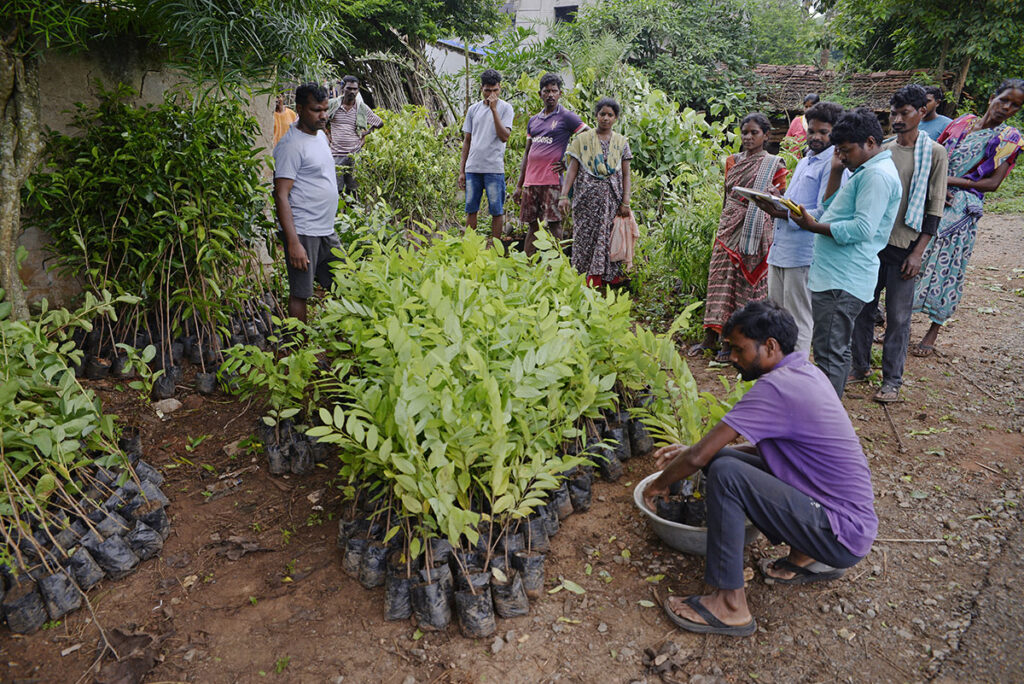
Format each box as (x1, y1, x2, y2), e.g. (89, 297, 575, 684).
(513, 73, 587, 255)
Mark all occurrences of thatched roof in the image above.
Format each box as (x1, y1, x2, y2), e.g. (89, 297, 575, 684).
(754, 64, 956, 114)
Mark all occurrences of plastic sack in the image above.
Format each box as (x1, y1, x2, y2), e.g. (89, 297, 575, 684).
(609, 210, 640, 269)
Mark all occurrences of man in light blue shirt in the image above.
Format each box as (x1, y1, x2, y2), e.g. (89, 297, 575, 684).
(764, 102, 845, 351)
(919, 86, 953, 141)
(790, 108, 902, 398)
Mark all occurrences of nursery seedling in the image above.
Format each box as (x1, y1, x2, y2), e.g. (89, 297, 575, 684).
(280, 528, 293, 545)
(249, 596, 258, 606)
(274, 657, 290, 674)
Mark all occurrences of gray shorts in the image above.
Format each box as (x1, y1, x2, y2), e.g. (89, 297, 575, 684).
(280, 232, 342, 300)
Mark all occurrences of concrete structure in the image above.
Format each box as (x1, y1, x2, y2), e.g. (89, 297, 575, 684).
(19, 48, 275, 308)
(508, 0, 595, 41)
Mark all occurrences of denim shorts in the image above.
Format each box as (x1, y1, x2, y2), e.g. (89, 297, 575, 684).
(465, 172, 506, 216)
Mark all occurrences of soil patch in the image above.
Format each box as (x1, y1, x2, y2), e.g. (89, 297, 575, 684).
(3, 214, 1023, 683)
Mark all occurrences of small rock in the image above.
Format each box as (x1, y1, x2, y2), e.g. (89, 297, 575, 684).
(222, 440, 244, 458)
(401, 676, 416, 684)
(866, 609, 877, 618)
(491, 636, 504, 654)
(505, 630, 516, 643)
(597, 622, 608, 634)
(152, 398, 183, 414)
(330, 677, 344, 684)
(181, 394, 203, 411)
(620, 647, 636, 659)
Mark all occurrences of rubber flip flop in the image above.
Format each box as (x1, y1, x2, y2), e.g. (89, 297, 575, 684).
(662, 596, 757, 637)
(847, 372, 869, 385)
(759, 557, 846, 585)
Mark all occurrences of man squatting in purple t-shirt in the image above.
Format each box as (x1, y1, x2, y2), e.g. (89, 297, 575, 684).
(513, 73, 587, 256)
(643, 300, 878, 637)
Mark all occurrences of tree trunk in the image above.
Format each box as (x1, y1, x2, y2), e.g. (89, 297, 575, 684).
(952, 53, 972, 106)
(936, 35, 949, 78)
(0, 42, 43, 321)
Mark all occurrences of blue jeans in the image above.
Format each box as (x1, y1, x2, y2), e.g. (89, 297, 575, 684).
(465, 172, 506, 216)
(704, 449, 862, 590)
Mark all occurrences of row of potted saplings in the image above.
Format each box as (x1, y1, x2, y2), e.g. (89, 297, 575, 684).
(72, 294, 277, 399)
(333, 411, 655, 638)
(0, 431, 170, 634)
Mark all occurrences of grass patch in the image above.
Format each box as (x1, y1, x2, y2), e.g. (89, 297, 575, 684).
(986, 168, 1024, 214)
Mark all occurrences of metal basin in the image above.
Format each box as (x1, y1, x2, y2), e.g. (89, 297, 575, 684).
(633, 471, 760, 556)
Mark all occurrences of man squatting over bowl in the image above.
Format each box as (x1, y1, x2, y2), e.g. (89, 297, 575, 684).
(642, 300, 878, 637)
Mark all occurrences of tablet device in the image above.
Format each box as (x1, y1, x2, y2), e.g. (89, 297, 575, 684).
(731, 186, 802, 217)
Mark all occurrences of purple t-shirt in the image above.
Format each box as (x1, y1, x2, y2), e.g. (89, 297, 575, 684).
(525, 105, 585, 187)
(722, 352, 878, 556)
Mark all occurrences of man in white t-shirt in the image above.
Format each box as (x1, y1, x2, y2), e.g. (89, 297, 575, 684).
(458, 69, 514, 241)
(273, 83, 340, 322)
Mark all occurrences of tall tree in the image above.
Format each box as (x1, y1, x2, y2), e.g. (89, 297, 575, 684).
(0, 0, 350, 319)
(825, 0, 1024, 104)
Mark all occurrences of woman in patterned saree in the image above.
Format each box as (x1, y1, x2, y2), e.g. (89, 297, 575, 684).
(559, 98, 632, 287)
(912, 79, 1024, 356)
(689, 113, 787, 361)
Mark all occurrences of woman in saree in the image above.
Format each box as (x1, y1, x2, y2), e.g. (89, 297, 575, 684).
(912, 79, 1024, 356)
(559, 98, 632, 287)
(689, 113, 787, 360)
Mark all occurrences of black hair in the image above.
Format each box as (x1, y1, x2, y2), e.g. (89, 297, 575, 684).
(723, 300, 798, 355)
(594, 97, 620, 117)
(804, 93, 820, 105)
(829, 107, 885, 147)
(995, 78, 1024, 97)
(740, 112, 771, 134)
(890, 84, 928, 110)
(480, 69, 502, 86)
(295, 83, 328, 107)
(923, 85, 944, 102)
(805, 101, 844, 127)
(342, 75, 359, 86)
(539, 73, 563, 91)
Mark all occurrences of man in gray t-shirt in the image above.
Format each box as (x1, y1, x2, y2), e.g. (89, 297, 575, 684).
(273, 83, 340, 322)
(458, 69, 514, 241)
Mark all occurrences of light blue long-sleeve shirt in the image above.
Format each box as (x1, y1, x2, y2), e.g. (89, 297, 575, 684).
(808, 150, 902, 302)
(767, 146, 834, 268)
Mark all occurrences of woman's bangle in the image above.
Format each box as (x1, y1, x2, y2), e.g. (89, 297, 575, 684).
(559, 195, 569, 199)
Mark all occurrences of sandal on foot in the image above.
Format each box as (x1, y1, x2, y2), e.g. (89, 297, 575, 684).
(847, 370, 869, 385)
(758, 557, 846, 585)
(662, 596, 757, 637)
(910, 343, 936, 358)
(714, 349, 732, 363)
(872, 385, 900, 403)
(687, 343, 713, 358)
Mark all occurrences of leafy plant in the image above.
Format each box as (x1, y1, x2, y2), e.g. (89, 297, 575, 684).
(0, 288, 137, 567)
(261, 232, 745, 575)
(23, 84, 274, 366)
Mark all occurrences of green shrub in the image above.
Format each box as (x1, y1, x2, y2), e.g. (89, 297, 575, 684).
(352, 106, 464, 230)
(0, 288, 135, 564)
(23, 84, 273, 355)
(225, 233, 746, 566)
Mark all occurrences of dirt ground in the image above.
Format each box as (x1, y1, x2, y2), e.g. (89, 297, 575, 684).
(3, 214, 1023, 684)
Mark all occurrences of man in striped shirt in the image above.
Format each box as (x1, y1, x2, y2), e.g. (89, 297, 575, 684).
(327, 75, 382, 196)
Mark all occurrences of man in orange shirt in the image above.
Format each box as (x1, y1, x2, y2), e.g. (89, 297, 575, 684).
(273, 96, 298, 147)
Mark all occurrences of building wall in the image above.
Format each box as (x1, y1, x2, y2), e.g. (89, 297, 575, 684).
(19, 48, 276, 308)
(512, 0, 595, 41)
